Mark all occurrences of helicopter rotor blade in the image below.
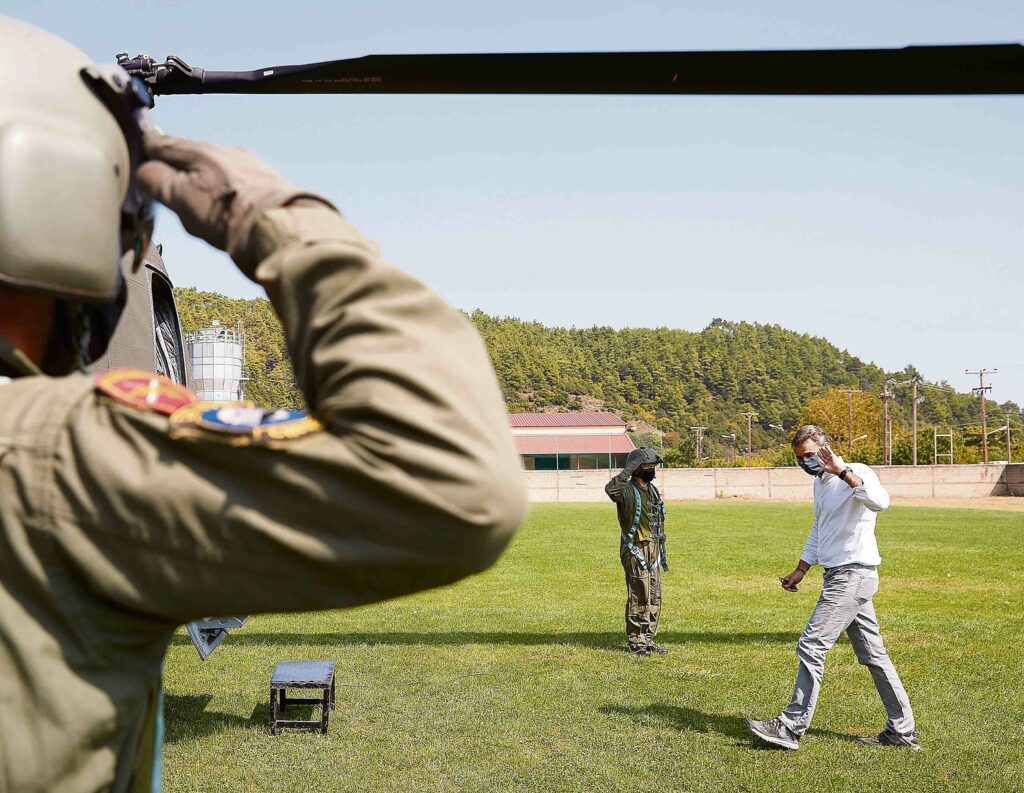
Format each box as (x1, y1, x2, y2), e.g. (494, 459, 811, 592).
(140, 44, 1024, 97)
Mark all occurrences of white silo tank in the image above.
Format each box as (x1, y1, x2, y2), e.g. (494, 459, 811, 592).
(185, 321, 246, 402)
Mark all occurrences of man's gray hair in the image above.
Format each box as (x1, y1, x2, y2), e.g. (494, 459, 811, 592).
(791, 425, 830, 446)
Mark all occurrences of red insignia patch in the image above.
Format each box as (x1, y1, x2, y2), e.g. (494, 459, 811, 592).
(94, 369, 196, 416)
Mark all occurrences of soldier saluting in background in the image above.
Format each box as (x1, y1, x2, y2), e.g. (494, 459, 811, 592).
(606, 447, 669, 656)
(0, 16, 524, 792)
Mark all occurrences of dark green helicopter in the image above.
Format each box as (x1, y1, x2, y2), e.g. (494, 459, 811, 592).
(87, 247, 244, 659)
(95, 42, 1024, 659)
(90, 246, 188, 387)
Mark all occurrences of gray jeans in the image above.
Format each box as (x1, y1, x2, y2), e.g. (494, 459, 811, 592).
(778, 563, 915, 737)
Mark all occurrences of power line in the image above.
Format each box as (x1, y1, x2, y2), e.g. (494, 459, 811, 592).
(965, 369, 997, 464)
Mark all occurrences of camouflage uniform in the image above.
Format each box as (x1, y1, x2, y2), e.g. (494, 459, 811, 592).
(0, 205, 525, 791)
(605, 452, 668, 649)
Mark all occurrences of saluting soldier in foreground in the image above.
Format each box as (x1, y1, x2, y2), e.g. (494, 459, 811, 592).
(0, 17, 525, 793)
(605, 447, 669, 656)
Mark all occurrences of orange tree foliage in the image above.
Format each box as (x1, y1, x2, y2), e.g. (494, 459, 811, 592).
(796, 388, 884, 451)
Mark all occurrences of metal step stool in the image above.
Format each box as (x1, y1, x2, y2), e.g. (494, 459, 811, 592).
(268, 660, 336, 735)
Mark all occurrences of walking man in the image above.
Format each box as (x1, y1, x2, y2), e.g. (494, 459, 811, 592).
(746, 425, 918, 750)
(606, 447, 669, 656)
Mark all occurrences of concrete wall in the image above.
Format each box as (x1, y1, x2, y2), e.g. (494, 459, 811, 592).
(523, 463, 1024, 503)
(1006, 464, 1024, 497)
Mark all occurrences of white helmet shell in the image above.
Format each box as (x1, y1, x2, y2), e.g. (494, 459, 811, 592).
(0, 16, 130, 300)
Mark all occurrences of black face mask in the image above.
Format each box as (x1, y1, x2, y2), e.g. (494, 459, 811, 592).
(638, 468, 656, 483)
(798, 454, 824, 477)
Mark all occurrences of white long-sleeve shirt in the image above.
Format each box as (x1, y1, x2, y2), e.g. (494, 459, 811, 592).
(800, 457, 890, 569)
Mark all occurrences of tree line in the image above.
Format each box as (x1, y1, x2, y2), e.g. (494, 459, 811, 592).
(174, 289, 1019, 466)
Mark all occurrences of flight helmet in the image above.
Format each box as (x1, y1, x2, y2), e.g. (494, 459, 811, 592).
(0, 16, 154, 368)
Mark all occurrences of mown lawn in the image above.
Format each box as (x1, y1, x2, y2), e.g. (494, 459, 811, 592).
(162, 502, 1024, 792)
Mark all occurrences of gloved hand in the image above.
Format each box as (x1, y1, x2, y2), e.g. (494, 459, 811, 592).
(624, 448, 647, 474)
(624, 447, 663, 474)
(137, 131, 336, 278)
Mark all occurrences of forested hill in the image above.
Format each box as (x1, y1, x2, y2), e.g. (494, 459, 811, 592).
(173, 289, 1017, 464)
(475, 312, 877, 426)
(470, 312, 1017, 458)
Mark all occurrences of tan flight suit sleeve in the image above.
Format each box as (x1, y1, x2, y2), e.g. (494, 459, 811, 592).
(50, 206, 527, 623)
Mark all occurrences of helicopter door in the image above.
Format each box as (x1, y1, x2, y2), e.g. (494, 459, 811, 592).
(150, 272, 185, 386)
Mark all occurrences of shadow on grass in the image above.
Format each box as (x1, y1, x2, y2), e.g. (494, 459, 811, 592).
(164, 693, 259, 744)
(171, 629, 799, 650)
(599, 703, 861, 748)
(165, 694, 324, 745)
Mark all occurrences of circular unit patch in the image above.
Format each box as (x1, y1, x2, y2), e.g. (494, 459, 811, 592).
(170, 402, 322, 446)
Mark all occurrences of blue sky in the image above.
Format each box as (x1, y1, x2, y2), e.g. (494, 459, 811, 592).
(10, 1, 1023, 408)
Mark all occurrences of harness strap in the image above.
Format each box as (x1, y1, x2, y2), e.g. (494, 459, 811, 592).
(621, 482, 648, 570)
(128, 670, 164, 792)
(621, 481, 670, 572)
(648, 484, 669, 572)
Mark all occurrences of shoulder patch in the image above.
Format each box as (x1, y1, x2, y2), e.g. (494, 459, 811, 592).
(95, 369, 196, 416)
(169, 402, 322, 446)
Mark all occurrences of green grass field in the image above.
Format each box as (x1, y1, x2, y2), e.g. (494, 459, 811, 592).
(162, 502, 1024, 792)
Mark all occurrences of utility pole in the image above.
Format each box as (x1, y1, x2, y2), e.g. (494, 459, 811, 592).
(1008, 411, 1013, 464)
(965, 369, 997, 464)
(839, 388, 861, 453)
(690, 426, 707, 463)
(741, 412, 756, 463)
(880, 382, 894, 465)
(887, 376, 922, 466)
(911, 380, 924, 466)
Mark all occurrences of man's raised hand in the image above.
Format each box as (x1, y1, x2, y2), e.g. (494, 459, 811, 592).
(817, 445, 843, 475)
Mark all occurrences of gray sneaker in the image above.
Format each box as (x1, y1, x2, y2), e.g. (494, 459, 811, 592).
(745, 717, 800, 750)
(857, 730, 921, 751)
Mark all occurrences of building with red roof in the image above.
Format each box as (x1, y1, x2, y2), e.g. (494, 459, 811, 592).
(507, 412, 635, 470)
